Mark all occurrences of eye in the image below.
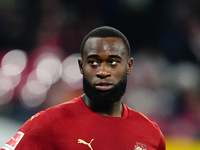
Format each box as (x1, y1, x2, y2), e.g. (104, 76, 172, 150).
(89, 61, 99, 66)
(109, 60, 119, 66)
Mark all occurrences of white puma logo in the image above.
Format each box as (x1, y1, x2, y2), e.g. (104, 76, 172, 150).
(78, 139, 94, 150)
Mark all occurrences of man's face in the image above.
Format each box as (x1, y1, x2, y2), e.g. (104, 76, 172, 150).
(79, 37, 133, 108)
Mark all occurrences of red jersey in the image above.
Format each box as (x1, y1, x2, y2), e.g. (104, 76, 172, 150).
(1, 96, 166, 150)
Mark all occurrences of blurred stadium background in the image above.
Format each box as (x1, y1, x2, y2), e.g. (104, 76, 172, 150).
(0, 0, 200, 149)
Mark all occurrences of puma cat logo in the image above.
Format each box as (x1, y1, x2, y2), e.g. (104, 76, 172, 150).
(78, 139, 94, 150)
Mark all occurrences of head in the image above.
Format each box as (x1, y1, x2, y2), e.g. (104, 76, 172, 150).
(80, 26, 131, 58)
(78, 26, 133, 110)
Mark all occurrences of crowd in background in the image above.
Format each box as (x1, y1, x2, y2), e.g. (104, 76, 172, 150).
(0, 0, 200, 140)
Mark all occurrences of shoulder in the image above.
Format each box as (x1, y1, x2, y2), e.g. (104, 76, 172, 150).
(126, 105, 166, 149)
(47, 96, 84, 117)
(127, 106, 158, 126)
(20, 96, 83, 134)
(126, 105, 164, 136)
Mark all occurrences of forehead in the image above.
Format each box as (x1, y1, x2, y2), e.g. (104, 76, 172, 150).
(83, 37, 127, 58)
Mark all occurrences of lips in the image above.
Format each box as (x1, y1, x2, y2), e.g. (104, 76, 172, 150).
(95, 82, 114, 91)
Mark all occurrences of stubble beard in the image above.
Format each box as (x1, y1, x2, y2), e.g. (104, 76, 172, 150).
(83, 74, 127, 111)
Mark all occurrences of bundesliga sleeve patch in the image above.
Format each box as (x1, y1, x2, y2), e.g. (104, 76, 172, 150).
(1, 131, 24, 150)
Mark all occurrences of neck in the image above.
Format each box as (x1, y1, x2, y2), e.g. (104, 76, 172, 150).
(82, 94, 124, 117)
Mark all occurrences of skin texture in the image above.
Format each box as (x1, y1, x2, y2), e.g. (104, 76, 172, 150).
(78, 37, 133, 117)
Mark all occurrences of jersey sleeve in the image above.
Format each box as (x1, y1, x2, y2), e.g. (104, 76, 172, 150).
(1, 110, 54, 150)
(151, 120, 166, 150)
(157, 131, 166, 150)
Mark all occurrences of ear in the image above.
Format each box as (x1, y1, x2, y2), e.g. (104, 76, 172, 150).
(127, 57, 134, 75)
(78, 58, 83, 74)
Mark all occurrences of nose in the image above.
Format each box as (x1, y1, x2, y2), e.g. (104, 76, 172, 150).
(96, 63, 111, 79)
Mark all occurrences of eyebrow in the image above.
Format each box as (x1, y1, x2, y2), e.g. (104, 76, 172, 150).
(86, 54, 122, 60)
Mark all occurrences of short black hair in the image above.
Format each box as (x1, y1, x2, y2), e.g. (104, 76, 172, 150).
(80, 26, 131, 58)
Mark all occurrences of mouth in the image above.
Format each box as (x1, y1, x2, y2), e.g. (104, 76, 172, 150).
(95, 82, 114, 91)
